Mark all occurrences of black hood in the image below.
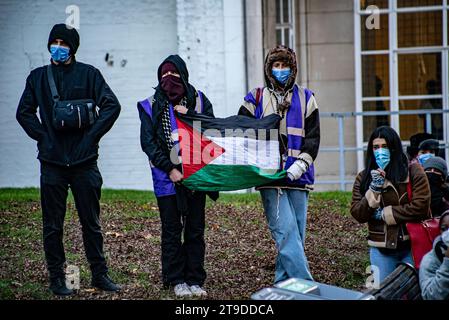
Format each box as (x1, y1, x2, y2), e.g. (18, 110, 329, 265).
(48, 24, 80, 55)
(155, 55, 197, 110)
(157, 55, 189, 83)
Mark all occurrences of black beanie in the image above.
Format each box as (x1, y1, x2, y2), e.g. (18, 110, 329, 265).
(47, 24, 80, 55)
(407, 132, 435, 158)
(419, 139, 440, 152)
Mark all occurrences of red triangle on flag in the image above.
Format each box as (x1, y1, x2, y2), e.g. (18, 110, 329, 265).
(176, 117, 225, 180)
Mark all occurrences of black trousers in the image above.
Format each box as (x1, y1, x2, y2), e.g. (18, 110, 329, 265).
(157, 191, 207, 287)
(40, 161, 108, 280)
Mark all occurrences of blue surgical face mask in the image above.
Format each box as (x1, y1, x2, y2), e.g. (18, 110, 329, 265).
(272, 68, 291, 85)
(418, 153, 434, 166)
(50, 45, 71, 63)
(374, 148, 390, 170)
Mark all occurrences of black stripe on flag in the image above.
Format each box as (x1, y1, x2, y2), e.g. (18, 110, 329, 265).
(176, 113, 281, 140)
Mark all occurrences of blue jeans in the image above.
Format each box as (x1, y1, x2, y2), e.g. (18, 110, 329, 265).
(369, 247, 414, 283)
(260, 188, 313, 283)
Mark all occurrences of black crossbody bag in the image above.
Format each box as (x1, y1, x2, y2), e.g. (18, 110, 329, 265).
(47, 65, 98, 131)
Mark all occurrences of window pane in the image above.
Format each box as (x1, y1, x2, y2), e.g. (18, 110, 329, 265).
(363, 101, 391, 141)
(398, 53, 442, 96)
(283, 0, 290, 24)
(360, 0, 388, 9)
(362, 55, 390, 97)
(397, 0, 442, 7)
(284, 28, 290, 47)
(361, 14, 389, 51)
(276, 0, 281, 24)
(398, 11, 442, 47)
(399, 99, 443, 140)
(276, 29, 282, 45)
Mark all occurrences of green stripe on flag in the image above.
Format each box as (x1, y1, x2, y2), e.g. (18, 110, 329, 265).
(182, 165, 287, 192)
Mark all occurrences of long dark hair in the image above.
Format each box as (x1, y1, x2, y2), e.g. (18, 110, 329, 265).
(360, 126, 409, 194)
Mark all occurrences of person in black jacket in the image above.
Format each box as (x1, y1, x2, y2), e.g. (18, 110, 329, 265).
(16, 24, 121, 296)
(138, 55, 217, 298)
(423, 157, 449, 217)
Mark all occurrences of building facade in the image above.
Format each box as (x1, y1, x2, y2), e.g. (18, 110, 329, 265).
(1, 0, 448, 191)
(248, 0, 449, 190)
(0, 0, 245, 190)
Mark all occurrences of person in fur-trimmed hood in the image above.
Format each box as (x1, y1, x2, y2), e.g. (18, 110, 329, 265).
(238, 45, 320, 283)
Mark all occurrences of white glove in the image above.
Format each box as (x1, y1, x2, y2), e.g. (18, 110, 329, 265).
(287, 159, 308, 181)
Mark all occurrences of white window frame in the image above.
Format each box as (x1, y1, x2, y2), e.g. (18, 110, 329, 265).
(354, 0, 449, 170)
(275, 0, 296, 49)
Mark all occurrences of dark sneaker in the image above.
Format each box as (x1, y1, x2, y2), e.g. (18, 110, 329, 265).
(91, 274, 121, 292)
(49, 277, 74, 296)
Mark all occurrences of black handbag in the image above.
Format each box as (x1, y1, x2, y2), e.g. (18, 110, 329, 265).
(47, 65, 98, 131)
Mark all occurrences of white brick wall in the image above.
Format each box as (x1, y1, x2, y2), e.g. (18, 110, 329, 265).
(0, 0, 178, 190)
(0, 0, 246, 190)
(176, 0, 245, 118)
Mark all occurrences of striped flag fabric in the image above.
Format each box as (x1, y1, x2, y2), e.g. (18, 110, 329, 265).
(174, 113, 286, 191)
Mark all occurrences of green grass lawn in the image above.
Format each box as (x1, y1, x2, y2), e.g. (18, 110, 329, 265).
(0, 188, 368, 300)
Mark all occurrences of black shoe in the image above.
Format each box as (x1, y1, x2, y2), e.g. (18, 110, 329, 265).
(49, 277, 73, 296)
(91, 274, 121, 292)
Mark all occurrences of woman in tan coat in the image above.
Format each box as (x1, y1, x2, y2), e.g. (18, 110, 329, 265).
(351, 126, 430, 282)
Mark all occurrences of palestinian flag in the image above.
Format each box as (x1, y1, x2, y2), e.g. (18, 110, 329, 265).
(175, 113, 286, 192)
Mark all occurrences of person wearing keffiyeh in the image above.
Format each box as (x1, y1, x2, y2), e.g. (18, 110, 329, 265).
(137, 55, 217, 298)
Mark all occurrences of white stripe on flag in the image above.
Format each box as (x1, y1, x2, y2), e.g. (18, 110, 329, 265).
(207, 136, 280, 170)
